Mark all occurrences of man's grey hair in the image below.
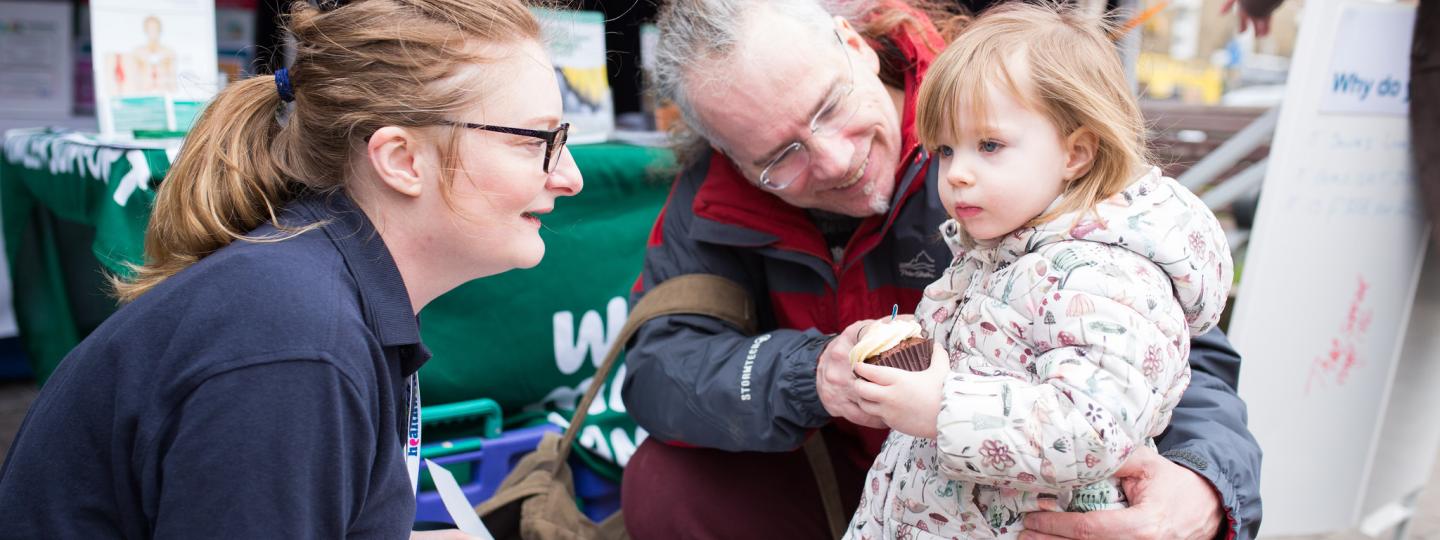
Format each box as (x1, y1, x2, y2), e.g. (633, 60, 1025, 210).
(654, 0, 868, 146)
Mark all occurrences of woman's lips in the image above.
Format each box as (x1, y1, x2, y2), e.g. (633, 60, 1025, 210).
(522, 210, 548, 227)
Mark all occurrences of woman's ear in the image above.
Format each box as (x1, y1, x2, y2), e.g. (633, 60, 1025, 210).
(366, 126, 426, 198)
(1063, 127, 1098, 182)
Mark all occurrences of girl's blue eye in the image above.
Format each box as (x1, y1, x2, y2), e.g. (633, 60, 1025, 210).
(979, 140, 1002, 153)
(936, 145, 954, 157)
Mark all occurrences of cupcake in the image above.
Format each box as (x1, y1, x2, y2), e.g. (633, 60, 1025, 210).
(848, 318, 934, 372)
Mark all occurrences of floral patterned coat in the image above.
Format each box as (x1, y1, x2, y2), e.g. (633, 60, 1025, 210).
(845, 168, 1233, 539)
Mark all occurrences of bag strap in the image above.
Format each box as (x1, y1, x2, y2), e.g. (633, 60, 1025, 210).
(803, 433, 846, 540)
(557, 274, 846, 539)
(557, 274, 757, 460)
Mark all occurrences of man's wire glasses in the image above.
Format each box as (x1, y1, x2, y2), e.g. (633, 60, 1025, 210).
(756, 30, 860, 191)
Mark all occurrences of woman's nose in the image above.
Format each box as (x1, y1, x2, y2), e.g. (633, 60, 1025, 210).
(548, 147, 583, 196)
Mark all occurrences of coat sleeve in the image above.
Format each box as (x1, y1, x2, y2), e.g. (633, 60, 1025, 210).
(934, 252, 1189, 493)
(619, 164, 834, 452)
(1156, 328, 1263, 540)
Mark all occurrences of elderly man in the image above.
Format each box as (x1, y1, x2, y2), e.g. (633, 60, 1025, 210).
(620, 1, 1262, 538)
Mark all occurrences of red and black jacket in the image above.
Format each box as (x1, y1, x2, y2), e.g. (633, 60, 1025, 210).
(623, 10, 948, 464)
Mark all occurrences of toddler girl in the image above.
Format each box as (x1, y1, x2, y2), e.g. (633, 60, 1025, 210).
(845, 3, 1233, 538)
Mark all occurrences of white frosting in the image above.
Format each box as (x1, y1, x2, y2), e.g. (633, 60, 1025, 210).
(849, 319, 923, 364)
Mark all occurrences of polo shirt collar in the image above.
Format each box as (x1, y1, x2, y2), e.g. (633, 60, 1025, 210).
(290, 192, 430, 376)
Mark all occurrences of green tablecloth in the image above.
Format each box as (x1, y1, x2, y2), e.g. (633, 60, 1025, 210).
(0, 130, 174, 379)
(0, 128, 674, 479)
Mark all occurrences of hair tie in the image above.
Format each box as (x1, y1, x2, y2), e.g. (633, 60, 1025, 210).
(275, 68, 295, 103)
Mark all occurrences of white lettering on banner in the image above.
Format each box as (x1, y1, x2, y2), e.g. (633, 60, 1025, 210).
(739, 334, 771, 401)
(609, 363, 627, 413)
(545, 411, 649, 468)
(53, 141, 116, 179)
(93, 148, 125, 180)
(533, 385, 580, 412)
(113, 151, 151, 206)
(546, 411, 568, 427)
(553, 296, 628, 375)
(528, 365, 628, 417)
(4, 133, 129, 183)
(610, 427, 648, 467)
(579, 425, 613, 461)
(2, 134, 29, 166)
(587, 376, 608, 415)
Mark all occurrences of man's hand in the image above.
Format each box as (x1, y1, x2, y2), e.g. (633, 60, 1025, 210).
(816, 319, 885, 428)
(1221, 0, 1272, 36)
(852, 341, 947, 438)
(1019, 446, 1224, 540)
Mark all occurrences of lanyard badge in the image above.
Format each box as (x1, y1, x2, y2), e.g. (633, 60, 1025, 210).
(405, 374, 422, 495)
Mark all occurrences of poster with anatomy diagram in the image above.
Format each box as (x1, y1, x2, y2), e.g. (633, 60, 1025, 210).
(532, 8, 613, 144)
(90, 0, 218, 137)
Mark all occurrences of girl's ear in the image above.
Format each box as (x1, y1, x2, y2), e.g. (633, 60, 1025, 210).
(1063, 127, 1098, 182)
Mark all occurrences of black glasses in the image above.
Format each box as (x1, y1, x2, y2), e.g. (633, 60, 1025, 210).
(446, 122, 570, 174)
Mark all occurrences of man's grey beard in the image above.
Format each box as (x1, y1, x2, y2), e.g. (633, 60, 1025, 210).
(864, 182, 890, 215)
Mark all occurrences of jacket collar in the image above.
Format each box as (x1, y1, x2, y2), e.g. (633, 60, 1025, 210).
(289, 192, 431, 376)
(937, 167, 1233, 333)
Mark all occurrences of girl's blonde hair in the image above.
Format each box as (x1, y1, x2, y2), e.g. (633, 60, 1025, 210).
(916, 2, 1149, 227)
(113, 0, 541, 303)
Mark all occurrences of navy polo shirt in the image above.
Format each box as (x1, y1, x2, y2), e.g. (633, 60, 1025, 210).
(0, 193, 430, 538)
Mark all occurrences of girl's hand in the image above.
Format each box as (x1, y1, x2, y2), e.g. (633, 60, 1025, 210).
(852, 341, 948, 439)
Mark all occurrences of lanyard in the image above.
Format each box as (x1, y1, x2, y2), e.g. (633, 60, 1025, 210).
(406, 372, 494, 539)
(405, 373, 422, 496)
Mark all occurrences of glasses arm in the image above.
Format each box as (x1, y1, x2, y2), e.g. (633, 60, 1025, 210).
(454, 122, 559, 144)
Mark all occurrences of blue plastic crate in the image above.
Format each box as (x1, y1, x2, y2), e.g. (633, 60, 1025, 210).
(570, 454, 621, 521)
(414, 424, 558, 523)
(413, 424, 622, 524)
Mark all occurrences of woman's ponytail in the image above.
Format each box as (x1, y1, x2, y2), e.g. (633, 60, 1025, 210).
(112, 75, 300, 302)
